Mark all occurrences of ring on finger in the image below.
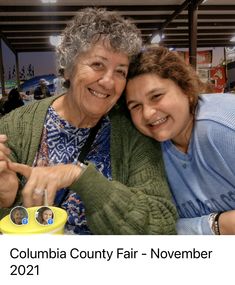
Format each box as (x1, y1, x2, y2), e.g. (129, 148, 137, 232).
(34, 188, 45, 196)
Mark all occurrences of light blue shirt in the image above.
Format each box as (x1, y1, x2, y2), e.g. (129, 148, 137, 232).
(162, 94, 235, 234)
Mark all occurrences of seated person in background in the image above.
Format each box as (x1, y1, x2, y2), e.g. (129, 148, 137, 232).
(126, 45, 235, 235)
(22, 90, 34, 105)
(0, 9, 177, 235)
(2, 88, 24, 114)
(34, 78, 51, 100)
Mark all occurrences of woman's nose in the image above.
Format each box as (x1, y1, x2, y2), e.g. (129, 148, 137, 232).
(142, 105, 156, 121)
(98, 71, 114, 90)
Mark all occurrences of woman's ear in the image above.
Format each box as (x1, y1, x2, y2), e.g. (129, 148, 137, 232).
(63, 69, 70, 89)
(63, 79, 70, 89)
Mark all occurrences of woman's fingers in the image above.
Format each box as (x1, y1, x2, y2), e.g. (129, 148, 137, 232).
(0, 151, 11, 162)
(0, 134, 11, 155)
(8, 162, 32, 179)
(9, 163, 57, 207)
(46, 185, 58, 206)
(0, 161, 8, 173)
(0, 151, 11, 173)
(0, 136, 19, 207)
(0, 135, 11, 174)
(23, 180, 43, 208)
(0, 145, 11, 157)
(9, 162, 41, 207)
(21, 167, 47, 207)
(24, 185, 57, 208)
(7, 162, 81, 207)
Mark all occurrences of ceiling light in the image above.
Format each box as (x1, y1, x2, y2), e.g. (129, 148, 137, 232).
(49, 35, 62, 47)
(151, 34, 162, 44)
(41, 0, 57, 3)
(230, 36, 235, 42)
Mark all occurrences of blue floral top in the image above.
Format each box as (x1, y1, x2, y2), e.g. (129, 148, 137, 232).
(34, 106, 112, 234)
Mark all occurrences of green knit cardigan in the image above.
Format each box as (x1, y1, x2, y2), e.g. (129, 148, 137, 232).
(0, 96, 177, 234)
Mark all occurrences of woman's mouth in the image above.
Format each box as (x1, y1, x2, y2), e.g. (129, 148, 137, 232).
(88, 88, 110, 98)
(149, 116, 168, 127)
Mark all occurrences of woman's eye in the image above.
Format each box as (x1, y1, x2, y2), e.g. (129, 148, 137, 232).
(91, 62, 104, 70)
(116, 70, 127, 78)
(152, 94, 162, 100)
(129, 104, 140, 111)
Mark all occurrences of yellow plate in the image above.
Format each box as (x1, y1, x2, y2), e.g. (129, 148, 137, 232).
(0, 206, 67, 235)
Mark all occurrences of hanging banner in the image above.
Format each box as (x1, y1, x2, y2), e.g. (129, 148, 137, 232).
(180, 50, 212, 67)
(210, 66, 226, 93)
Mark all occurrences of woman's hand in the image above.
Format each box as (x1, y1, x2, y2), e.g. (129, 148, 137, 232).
(218, 210, 235, 235)
(0, 135, 19, 207)
(9, 162, 83, 207)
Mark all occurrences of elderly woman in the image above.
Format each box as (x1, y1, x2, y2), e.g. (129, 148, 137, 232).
(0, 8, 177, 235)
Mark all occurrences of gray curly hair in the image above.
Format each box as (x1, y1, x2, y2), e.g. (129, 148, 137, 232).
(56, 7, 142, 76)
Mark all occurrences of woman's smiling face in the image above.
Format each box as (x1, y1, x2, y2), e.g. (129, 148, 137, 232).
(126, 73, 193, 148)
(13, 209, 23, 224)
(42, 210, 53, 223)
(68, 41, 129, 122)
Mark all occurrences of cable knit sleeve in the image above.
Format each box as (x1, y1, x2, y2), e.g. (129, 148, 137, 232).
(70, 112, 177, 234)
(0, 103, 177, 234)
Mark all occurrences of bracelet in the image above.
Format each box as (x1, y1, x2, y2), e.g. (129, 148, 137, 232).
(78, 161, 87, 169)
(209, 212, 223, 235)
(77, 161, 87, 175)
(214, 212, 223, 235)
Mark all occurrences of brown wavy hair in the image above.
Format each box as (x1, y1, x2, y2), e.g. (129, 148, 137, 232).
(127, 45, 208, 115)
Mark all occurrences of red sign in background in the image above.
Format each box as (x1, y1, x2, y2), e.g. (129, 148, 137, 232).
(210, 66, 226, 93)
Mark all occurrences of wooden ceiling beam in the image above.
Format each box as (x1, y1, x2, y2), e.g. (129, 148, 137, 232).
(0, 5, 178, 13)
(2, 14, 235, 22)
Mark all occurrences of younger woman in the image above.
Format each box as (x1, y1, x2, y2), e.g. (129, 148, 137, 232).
(36, 207, 54, 225)
(126, 45, 235, 235)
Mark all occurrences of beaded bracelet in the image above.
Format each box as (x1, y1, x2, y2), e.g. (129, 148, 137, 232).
(209, 212, 223, 235)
